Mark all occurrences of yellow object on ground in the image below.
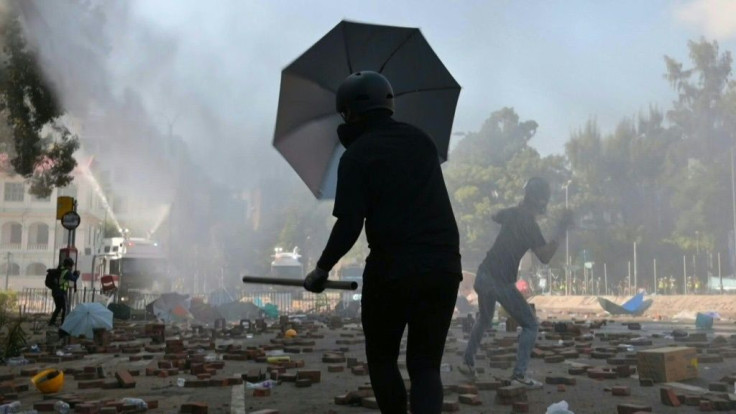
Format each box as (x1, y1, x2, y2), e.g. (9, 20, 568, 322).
(31, 369, 64, 394)
(266, 356, 291, 364)
(285, 329, 297, 338)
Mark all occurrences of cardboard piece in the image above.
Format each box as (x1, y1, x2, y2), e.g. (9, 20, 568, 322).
(637, 346, 697, 383)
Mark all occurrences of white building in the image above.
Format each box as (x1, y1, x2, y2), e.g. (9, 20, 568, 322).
(0, 168, 107, 290)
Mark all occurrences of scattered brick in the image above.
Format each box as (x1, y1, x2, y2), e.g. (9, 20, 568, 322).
(708, 382, 728, 392)
(441, 399, 460, 412)
(180, 402, 208, 414)
(612, 385, 631, 396)
(512, 401, 529, 412)
(458, 394, 482, 406)
(253, 387, 271, 397)
(296, 370, 321, 383)
(361, 397, 379, 409)
(660, 387, 681, 406)
(115, 370, 136, 389)
(616, 403, 652, 414)
(78, 380, 104, 389)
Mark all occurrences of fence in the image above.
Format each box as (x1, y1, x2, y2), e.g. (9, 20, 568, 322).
(238, 290, 342, 314)
(16, 287, 344, 318)
(17, 287, 159, 316)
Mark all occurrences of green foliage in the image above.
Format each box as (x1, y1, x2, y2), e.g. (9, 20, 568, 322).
(0, 15, 79, 197)
(0, 294, 27, 359)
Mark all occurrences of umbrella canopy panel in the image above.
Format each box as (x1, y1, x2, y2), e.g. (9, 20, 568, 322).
(61, 302, 113, 339)
(274, 20, 460, 199)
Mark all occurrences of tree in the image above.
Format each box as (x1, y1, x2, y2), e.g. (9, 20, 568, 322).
(0, 14, 79, 197)
(663, 38, 736, 268)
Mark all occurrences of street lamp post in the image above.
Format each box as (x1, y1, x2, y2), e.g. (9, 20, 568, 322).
(732, 147, 736, 285)
(564, 180, 572, 295)
(4, 252, 11, 291)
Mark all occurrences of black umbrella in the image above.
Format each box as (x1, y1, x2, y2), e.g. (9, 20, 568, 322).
(274, 20, 461, 199)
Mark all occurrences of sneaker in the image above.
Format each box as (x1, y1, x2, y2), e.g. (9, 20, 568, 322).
(458, 362, 476, 379)
(511, 375, 543, 389)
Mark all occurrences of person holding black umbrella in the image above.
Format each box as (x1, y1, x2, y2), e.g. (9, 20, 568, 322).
(303, 71, 462, 414)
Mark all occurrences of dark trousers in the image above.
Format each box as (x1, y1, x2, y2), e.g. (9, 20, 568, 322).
(361, 272, 460, 414)
(49, 290, 66, 325)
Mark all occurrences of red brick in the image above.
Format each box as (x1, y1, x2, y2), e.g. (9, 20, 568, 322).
(75, 403, 102, 414)
(296, 370, 321, 384)
(295, 378, 312, 388)
(660, 387, 681, 407)
(253, 387, 271, 397)
(180, 402, 208, 414)
(616, 404, 652, 414)
(458, 394, 482, 406)
(442, 399, 460, 412)
(78, 379, 105, 389)
(512, 401, 529, 412)
(115, 370, 136, 389)
(33, 400, 59, 411)
(612, 385, 631, 396)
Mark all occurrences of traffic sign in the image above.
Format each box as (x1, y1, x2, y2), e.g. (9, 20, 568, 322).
(61, 211, 81, 230)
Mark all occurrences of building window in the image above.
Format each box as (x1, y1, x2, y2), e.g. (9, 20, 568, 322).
(1, 222, 22, 247)
(0, 262, 20, 276)
(28, 222, 49, 250)
(3, 183, 24, 202)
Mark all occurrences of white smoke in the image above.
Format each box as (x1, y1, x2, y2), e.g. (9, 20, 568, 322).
(674, 0, 736, 40)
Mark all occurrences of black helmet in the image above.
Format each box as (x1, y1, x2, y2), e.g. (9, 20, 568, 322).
(63, 257, 74, 267)
(523, 177, 551, 214)
(335, 71, 394, 120)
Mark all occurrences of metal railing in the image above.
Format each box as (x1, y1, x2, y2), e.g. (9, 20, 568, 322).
(26, 243, 49, 251)
(16, 287, 344, 317)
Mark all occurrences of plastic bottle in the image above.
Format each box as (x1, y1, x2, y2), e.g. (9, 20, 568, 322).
(120, 399, 148, 410)
(0, 401, 22, 413)
(53, 401, 69, 414)
(245, 380, 276, 389)
(177, 378, 186, 387)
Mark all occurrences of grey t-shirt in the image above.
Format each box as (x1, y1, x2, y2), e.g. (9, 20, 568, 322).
(477, 206, 546, 286)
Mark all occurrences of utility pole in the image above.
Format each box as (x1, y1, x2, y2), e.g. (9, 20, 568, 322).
(633, 241, 637, 291)
(4, 252, 10, 291)
(564, 180, 572, 296)
(653, 258, 657, 295)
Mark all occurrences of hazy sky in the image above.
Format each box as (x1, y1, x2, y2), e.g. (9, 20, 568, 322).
(124, 0, 736, 158)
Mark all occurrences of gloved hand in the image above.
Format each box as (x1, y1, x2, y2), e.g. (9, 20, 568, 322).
(303, 267, 329, 293)
(557, 209, 574, 230)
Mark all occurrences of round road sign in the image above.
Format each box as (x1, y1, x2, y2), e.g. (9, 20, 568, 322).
(61, 211, 81, 230)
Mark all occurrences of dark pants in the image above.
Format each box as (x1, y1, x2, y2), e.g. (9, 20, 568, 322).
(361, 273, 460, 414)
(49, 290, 66, 325)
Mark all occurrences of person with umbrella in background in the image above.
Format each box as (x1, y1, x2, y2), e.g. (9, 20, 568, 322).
(461, 177, 574, 388)
(303, 71, 462, 414)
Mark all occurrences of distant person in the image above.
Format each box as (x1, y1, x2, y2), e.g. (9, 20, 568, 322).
(48, 257, 78, 327)
(460, 177, 573, 388)
(303, 71, 462, 414)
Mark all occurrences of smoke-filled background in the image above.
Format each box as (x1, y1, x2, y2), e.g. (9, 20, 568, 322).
(8, 0, 736, 295)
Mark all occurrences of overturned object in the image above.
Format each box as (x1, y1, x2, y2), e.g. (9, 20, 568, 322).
(32, 369, 64, 394)
(597, 292, 652, 316)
